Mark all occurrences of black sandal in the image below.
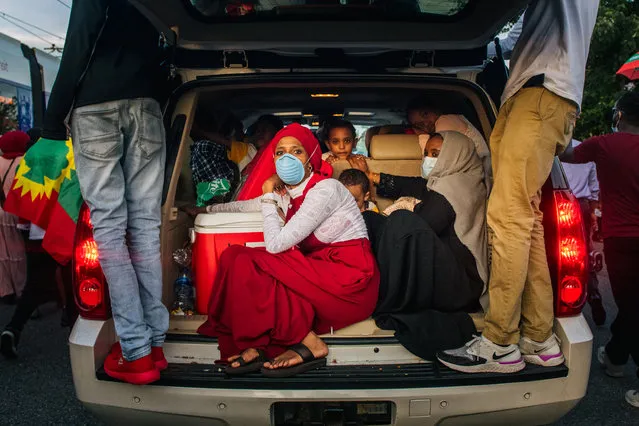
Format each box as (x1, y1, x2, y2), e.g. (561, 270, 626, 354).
(225, 349, 267, 375)
(261, 343, 327, 378)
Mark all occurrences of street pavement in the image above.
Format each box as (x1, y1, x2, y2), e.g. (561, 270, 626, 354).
(0, 253, 636, 425)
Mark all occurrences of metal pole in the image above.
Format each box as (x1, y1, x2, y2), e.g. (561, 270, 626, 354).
(20, 43, 46, 129)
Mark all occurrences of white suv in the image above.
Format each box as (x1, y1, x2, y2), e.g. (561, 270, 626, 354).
(68, 1, 593, 425)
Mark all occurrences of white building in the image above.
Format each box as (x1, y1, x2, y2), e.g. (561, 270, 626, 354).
(0, 32, 60, 131)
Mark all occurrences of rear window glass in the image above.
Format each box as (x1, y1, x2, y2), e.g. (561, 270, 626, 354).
(187, 0, 471, 20)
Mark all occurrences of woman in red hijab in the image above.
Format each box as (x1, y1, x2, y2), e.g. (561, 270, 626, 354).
(0, 131, 29, 301)
(195, 123, 379, 377)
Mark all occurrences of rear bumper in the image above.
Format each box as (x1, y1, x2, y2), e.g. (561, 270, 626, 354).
(69, 315, 592, 426)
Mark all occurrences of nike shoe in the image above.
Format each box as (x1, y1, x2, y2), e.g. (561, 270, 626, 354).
(625, 390, 639, 408)
(597, 346, 625, 378)
(436, 335, 525, 374)
(519, 334, 565, 367)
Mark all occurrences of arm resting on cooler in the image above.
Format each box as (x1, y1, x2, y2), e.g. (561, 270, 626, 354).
(261, 183, 340, 254)
(205, 197, 262, 213)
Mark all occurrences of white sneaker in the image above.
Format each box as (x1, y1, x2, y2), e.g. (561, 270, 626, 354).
(597, 346, 625, 378)
(519, 334, 565, 367)
(436, 335, 525, 374)
(626, 390, 639, 408)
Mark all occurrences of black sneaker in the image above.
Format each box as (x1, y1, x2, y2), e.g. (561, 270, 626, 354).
(589, 297, 607, 326)
(1, 328, 20, 359)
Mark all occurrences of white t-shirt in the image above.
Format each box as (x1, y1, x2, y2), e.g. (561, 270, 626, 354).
(501, 0, 600, 108)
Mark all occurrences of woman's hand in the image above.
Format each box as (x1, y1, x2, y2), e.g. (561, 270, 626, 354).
(348, 155, 369, 173)
(180, 205, 207, 217)
(349, 154, 367, 168)
(263, 174, 285, 195)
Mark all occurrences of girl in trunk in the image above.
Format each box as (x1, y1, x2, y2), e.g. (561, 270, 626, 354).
(195, 123, 379, 377)
(364, 131, 489, 361)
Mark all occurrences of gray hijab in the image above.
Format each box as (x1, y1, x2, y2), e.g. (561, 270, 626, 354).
(427, 131, 489, 308)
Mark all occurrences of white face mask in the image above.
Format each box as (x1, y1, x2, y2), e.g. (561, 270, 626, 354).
(421, 156, 438, 179)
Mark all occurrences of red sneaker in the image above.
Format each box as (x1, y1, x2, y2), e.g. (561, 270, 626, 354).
(109, 342, 168, 371)
(151, 346, 168, 371)
(104, 353, 160, 385)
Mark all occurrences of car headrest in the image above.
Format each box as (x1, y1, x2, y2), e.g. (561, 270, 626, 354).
(369, 134, 423, 160)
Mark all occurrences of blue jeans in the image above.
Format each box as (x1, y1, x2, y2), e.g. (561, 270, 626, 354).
(71, 98, 169, 361)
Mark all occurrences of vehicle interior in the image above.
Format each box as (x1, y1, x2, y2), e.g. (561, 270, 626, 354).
(160, 79, 495, 339)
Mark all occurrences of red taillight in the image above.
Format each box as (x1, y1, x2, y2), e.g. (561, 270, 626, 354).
(73, 204, 111, 320)
(553, 191, 588, 317)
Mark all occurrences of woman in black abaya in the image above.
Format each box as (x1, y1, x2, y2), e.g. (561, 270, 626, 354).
(365, 131, 489, 360)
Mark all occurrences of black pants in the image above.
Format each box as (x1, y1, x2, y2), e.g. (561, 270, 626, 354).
(6, 249, 66, 332)
(578, 199, 601, 301)
(604, 237, 639, 367)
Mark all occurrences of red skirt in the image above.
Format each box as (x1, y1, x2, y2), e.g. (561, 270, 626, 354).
(197, 238, 379, 360)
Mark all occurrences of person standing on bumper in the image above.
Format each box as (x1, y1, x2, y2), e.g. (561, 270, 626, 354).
(437, 0, 600, 374)
(42, 0, 169, 385)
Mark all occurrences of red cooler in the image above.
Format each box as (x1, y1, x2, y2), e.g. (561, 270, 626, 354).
(192, 212, 264, 314)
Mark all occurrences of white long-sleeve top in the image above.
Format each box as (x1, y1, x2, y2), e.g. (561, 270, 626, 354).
(206, 177, 368, 254)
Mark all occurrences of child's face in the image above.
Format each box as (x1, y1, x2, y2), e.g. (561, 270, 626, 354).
(326, 127, 355, 160)
(346, 184, 370, 212)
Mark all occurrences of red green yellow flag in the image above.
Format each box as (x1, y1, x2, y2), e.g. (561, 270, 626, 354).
(4, 138, 83, 265)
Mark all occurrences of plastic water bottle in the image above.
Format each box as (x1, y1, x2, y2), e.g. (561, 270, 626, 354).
(171, 269, 195, 316)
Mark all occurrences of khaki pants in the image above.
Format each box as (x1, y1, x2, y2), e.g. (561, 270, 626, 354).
(483, 87, 577, 345)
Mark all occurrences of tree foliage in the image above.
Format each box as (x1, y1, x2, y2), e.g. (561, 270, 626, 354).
(575, 0, 639, 140)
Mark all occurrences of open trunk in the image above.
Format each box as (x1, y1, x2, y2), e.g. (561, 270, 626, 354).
(159, 74, 497, 340)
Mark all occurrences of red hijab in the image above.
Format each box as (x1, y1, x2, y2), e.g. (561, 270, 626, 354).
(0, 131, 29, 159)
(237, 124, 333, 200)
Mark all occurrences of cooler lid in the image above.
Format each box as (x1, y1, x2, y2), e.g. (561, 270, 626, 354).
(194, 212, 264, 233)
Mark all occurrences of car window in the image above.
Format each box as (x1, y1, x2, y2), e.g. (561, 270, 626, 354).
(187, 0, 471, 20)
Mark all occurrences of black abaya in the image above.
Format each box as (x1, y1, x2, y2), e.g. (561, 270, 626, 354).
(368, 174, 485, 361)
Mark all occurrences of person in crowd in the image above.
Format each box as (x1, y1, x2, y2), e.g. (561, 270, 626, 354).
(191, 108, 257, 172)
(242, 115, 284, 176)
(560, 91, 639, 408)
(190, 109, 242, 207)
(191, 123, 379, 378)
(561, 140, 606, 326)
(0, 131, 28, 304)
(406, 97, 492, 189)
(438, 0, 599, 375)
(0, 225, 73, 359)
(338, 168, 379, 213)
(322, 119, 367, 165)
(363, 132, 487, 360)
(42, 0, 171, 385)
(246, 114, 284, 151)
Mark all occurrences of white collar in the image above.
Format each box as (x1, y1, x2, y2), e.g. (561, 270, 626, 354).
(287, 175, 312, 199)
